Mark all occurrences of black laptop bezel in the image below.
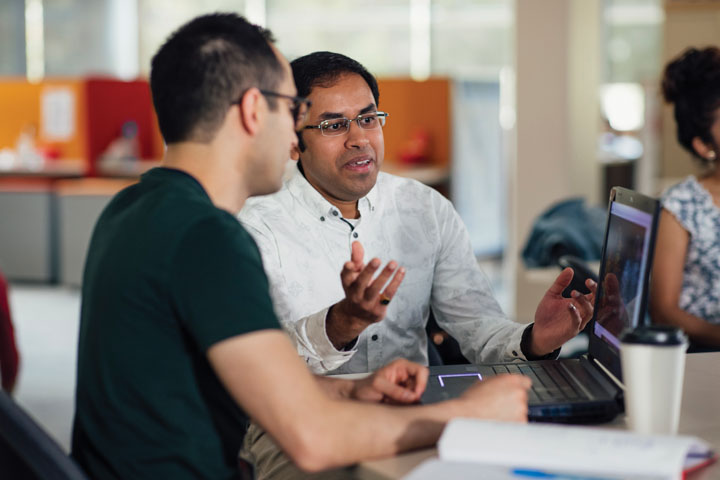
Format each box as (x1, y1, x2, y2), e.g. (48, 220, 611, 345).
(587, 187, 660, 384)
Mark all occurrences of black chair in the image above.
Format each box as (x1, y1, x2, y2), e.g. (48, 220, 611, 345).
(426, 309, 469, 366)
(0, 390, 88, 479)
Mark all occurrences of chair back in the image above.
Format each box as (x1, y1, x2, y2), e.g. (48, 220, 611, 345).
(0, 390, 88, 479)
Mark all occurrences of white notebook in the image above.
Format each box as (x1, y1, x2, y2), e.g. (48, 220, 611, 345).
(404, 419, 716, 480)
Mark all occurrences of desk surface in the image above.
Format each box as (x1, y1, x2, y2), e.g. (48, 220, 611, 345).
(356, 352, 720, 480)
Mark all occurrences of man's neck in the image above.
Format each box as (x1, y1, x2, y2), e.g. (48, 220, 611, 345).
(162, 143, 249, 214)
(333, 199, 360, 219)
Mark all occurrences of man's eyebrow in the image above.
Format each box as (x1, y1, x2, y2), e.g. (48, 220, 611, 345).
(317, 104, 377, 120)
(358, 104, 377, 114)
(318, 112, 345, 120)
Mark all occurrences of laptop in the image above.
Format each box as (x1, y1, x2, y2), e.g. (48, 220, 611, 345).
(421, 187, 660, 424)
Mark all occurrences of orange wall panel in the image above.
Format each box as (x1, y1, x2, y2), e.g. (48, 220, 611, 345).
(376, 78, 451, 168)
(0, 79, 88, 168)
(0, 80, 42, 151)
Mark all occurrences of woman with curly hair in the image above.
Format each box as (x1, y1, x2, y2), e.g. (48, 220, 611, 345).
(651, 46, 720, 348)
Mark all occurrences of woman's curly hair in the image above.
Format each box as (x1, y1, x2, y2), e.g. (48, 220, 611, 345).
(662, 46, 720, 165)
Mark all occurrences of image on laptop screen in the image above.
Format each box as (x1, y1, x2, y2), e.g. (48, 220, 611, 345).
(593, 201, 654, 351)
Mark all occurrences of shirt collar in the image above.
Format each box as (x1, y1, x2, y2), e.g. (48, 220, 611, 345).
(287, 163, 379, 219)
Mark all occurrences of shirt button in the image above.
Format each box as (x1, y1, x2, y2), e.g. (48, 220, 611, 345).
(353, 232, 359, 238)
(371, 335, 378, 341)
(332, 210, 339, 216)
(320, 216, 325, 221)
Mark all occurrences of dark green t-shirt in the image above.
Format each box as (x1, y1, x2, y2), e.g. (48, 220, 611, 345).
(72, 167, 280, 479)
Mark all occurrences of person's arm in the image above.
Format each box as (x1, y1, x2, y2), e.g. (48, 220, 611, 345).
(429, 191, 595, 360)
(208, 330, 530, 472)
(428, 196, 529, 363)
(650, 209, 720, 346)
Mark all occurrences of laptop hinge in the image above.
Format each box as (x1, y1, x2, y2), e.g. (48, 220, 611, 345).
(590, 356, 625, 391)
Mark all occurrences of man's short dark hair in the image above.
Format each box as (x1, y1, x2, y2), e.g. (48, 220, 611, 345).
(150, 13, 284, 144)
(291, 52, 379, 151)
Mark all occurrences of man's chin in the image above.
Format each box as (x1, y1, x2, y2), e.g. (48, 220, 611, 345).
(251, 180, 283, 198)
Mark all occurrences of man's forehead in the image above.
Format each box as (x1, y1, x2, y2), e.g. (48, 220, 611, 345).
(307, 73, 376, 115)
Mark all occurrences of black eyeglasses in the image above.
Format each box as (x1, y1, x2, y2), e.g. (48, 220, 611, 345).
(260, 90, 311, 129)
(303, 111, 389, 137)
(232, 90, 311, 130)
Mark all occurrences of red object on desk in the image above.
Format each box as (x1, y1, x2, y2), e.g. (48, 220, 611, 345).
(0, 269, 19, 392)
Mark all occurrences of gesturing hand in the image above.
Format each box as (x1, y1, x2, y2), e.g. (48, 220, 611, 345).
(531, 267, 597, 356)
(350, 358, 428, 404)
(326, 241, 405, 349)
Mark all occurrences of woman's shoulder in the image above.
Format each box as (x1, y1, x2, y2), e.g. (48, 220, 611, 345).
(661, 175, 707, 209)
(662, 175, 700, 198)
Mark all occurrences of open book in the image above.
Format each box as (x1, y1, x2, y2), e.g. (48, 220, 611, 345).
(405, 419, 716, 480)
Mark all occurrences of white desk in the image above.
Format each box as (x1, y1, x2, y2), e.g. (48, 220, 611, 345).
(356, 352, 720, 479)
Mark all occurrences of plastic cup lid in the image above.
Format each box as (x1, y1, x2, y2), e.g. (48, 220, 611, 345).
(620, 325, 688, 346)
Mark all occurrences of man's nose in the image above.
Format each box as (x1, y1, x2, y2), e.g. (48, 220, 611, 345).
(345, 121, 370, 149)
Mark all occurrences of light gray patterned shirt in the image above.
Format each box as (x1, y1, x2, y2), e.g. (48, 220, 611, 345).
(661, 176, 720, 324)
(239, 166, 527, 374)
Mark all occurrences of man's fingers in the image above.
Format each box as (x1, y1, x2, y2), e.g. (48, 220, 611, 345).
(381, 359, 429, 397)
(409, 361, 429, 396)
(350, 241, 365, 268)
(546, 267, 574, 296)
(373, 376, 420, 404)
(340, 260, 362, 288)
(585, 278, 597, 294)
(381, 267, 405, 300)
(364, 261, 399, 301)
(567, 299, 583, 324)
(571, 290, 593, 319)
(352, 258, 382, 293)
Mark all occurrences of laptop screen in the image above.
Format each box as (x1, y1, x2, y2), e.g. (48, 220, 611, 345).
(588, 187, 659, 382)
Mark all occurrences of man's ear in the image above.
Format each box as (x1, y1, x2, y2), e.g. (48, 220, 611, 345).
(691, 136, 714, 160)
(238, 88, 263, 136)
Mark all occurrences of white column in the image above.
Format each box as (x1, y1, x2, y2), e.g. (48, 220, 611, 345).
(108, 0, 139, 80)
(508, 0, 601, 320)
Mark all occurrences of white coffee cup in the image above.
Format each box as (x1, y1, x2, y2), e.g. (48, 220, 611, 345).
(620, 325, 688, 435)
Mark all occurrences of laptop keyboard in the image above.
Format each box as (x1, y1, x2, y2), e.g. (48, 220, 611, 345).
(492, 364, 589, 404)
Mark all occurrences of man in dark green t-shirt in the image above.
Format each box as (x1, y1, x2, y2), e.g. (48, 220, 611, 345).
(72, 13, 531, 480)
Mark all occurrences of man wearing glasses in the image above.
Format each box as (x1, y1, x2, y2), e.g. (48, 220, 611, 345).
(239, 51, 596, 376)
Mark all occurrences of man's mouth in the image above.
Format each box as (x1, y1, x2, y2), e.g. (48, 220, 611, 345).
(348, 159, 372, 167)
(342, 154, 376, 173)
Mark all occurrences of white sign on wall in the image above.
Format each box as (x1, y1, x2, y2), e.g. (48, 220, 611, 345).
(41, 87, 76, 141)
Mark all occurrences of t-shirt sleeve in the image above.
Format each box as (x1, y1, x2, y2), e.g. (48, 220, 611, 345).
(661, 181, 696, 236)
(169, 214, 281, 352)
